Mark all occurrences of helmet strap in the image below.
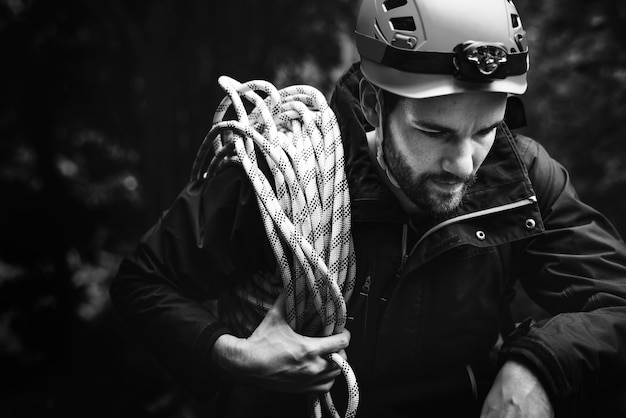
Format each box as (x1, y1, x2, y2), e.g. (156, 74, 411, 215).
(370, 100, 402, 190)
(360, 82, 422, 215)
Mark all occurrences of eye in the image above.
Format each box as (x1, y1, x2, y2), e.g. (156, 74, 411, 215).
(417, 128, 447, 138)
(475, 126, 498, 137)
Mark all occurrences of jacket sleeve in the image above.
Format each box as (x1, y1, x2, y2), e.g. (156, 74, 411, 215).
(109, 163, 274, 402)
(500, 136, 626, 415)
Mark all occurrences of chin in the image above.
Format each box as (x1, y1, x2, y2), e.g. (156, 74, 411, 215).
(419, 190, 464, 217)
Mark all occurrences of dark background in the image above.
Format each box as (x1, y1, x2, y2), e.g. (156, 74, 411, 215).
(1, 0, 625, 417)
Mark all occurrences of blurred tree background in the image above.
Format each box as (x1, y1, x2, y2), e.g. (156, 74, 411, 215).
(0, 0, 624, 417)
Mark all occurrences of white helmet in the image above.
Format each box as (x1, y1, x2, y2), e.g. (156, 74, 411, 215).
(355, 0, 529, 98)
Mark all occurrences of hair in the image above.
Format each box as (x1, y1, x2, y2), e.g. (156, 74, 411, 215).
(380, 89, 402, 122)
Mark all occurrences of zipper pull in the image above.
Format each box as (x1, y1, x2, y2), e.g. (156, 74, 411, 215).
(380, 224, 409, 307)
(347, 274, 372, 322)
(361, 273, 372, 295)
(396, 253, 409, 277)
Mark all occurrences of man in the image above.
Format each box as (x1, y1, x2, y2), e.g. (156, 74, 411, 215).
(110, 0, 626, 417)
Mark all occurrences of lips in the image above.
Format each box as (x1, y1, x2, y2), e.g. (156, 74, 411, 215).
(429, 178, 464, 193)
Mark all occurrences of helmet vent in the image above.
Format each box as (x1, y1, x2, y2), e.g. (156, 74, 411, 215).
(511, 14, 520, 28)
(382, 0, 407, 12)
(390, 16, 416, 31)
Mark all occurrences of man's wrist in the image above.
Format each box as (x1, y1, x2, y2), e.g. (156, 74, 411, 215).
(211, 334, 246, 378)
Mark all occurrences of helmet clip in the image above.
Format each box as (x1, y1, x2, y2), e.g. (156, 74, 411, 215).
(453, 41, 509, 83)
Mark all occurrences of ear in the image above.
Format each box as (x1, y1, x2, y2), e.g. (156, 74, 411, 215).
(359, 78, 381, 128)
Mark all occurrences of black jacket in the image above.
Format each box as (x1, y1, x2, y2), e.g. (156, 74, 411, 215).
(111, 64, 626, 417)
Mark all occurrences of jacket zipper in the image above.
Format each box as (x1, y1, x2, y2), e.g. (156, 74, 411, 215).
(376, 198, 537, 319)
(348, 273, 372, 330)
(411, 196, 537, 254)
(380, 223, 409, 307)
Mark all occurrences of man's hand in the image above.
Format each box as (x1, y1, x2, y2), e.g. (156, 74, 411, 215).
(211, 292, 350, 394)
(480, 360, 554, 418)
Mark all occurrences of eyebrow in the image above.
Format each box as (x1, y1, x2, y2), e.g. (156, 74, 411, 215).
(415, 119, 504, 135)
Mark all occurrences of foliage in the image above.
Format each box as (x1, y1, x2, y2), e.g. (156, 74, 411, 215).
(0, 0, 357, 416)
(516, 0, 626, 233)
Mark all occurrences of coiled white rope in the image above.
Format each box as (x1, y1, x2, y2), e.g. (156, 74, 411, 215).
(191, 76, 359, 418)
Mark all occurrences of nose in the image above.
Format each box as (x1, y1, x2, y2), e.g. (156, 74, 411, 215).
(441, 137, 475, 180)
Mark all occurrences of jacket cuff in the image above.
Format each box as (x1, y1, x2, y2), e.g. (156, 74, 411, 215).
(193, 319, 234, 364)
(499, 331, 574, 416)
(189, 320, 234, 400)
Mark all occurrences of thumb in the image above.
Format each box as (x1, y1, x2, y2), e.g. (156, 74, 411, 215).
(336, 348, 348, 362)
(264, 291, 293, 327)
(252, 291, 296, 340)
(268, 291, 287, 314)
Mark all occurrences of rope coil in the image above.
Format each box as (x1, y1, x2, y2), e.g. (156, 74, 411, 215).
(191, 76, 359, 418)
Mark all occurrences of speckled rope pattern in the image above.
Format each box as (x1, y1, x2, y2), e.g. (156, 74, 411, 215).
(191, 76, 359, 418)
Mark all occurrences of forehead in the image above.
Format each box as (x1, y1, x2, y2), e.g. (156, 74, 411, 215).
(394, 92, 507, 125)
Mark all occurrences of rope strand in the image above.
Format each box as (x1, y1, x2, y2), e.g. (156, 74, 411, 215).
(191, 76, 358, 418)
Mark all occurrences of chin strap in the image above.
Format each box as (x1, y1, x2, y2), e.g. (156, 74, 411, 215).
(192, 76, 359, 418)
(365, 106, 419, 214)
(367, 128, 401, 189)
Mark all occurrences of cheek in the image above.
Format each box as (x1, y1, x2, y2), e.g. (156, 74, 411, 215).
(390, 128, 434, 167)
(395, 139, 433, 174)
(473, 135, 497, 167)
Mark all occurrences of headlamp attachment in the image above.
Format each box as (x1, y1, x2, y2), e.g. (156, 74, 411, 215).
(453, 41, 510, 82)
(355, 33, 529, 85)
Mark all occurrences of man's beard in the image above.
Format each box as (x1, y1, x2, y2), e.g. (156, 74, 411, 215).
(383, 135, 476, 218)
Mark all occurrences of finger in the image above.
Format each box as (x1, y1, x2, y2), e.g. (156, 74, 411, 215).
(307, 370, 341, 394)
(307, 378, 337, 394)
(308, 328, 351, 356)
(221, 129, 234, 145)
(275, 361, 341, 394)
(307, 353, 342, 376)
(318, 363, 343, 379)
